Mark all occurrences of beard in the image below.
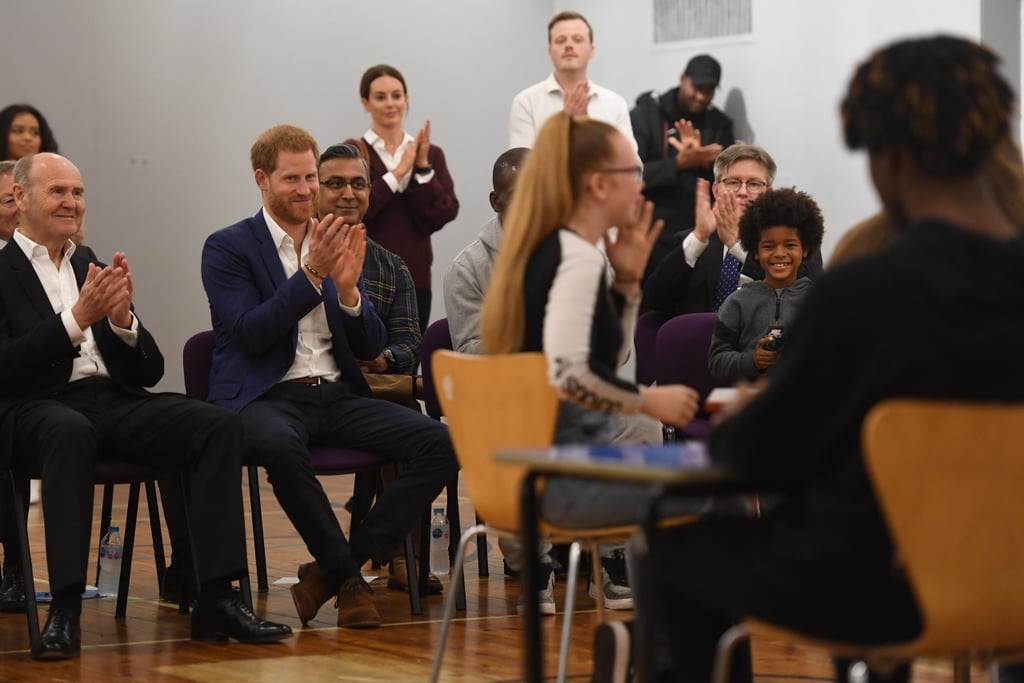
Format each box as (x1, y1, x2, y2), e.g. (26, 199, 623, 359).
(266, 188, 316, 227)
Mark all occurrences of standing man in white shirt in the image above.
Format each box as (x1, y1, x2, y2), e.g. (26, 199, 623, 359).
(508, 11, 636, 149)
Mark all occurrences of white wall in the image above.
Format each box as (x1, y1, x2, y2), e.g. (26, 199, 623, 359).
(567, 0, 994, 263)
(4, 0, 553, 390)
(4, 0, 1014, 390)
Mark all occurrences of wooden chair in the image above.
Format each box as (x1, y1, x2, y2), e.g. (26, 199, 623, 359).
(713, 399, 1024, 683)
(428, 350, 640, 683)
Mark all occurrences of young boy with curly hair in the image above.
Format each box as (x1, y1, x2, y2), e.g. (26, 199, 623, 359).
(708, 188, 824, 382)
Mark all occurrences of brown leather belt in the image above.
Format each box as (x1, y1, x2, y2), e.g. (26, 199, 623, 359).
(284, 376, 329, 385)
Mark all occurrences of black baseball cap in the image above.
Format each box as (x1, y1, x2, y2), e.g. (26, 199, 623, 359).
(685, 54, 722, 87)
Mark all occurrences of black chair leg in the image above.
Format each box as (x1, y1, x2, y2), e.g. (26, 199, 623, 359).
(144, 480, 167, 591)
(444, 477, 467, 611)
(246, 466, 269, 592)
(404, 531, 422, 616)
(96, 483, 115, 587)
(475, 515, 489, 578)
(7, 472, 39, 650)
(114, 482, 142, 619)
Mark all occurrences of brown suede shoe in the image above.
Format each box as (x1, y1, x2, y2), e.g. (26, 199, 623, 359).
(388, 555, 443, 595)
(337, 576, 381, 629)
(291, 562, 336, 627)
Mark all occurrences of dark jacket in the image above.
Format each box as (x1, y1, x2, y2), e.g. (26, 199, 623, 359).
(200, 210, 387, 411)
(631, 88, 735, 251)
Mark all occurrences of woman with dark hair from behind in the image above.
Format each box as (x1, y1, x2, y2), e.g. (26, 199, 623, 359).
(830, 134, 1024, 267)
(348, 64, 459, 332)
(626, 35, 1024, 683)
(1, 103, 58, 160)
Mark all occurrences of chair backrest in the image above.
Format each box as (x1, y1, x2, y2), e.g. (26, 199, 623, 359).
(431, 350, 558, 531)
(862, 399, 1024, 653)
(654, 312, 723, 413)
(182, 330, 216, 400)
(420, 318, 452, 420)
(634, 311, 668, 386)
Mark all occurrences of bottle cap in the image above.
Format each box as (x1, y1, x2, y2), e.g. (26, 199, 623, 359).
(433, 507, 444, 515)
(109, 525, 120, 533)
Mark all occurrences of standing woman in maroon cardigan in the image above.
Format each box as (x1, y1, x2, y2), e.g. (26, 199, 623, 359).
(349, 64, 459, 332)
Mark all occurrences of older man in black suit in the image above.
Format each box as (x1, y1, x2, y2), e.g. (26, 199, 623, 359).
(0, 153, 290, 660)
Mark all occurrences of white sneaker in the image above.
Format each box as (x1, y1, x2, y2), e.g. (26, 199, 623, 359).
(589, 551, 633, 611)
(29, 480, 40, 505)
(516, 564, 555, 616)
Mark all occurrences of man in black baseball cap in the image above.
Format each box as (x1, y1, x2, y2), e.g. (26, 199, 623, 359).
(683, 54, 722, 106)
(630, 53, 735, 280)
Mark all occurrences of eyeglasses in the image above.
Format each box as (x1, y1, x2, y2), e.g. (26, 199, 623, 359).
(719, 177, 769, 195)
(598, 166, 643, 183)
(320, 177, 369, 192)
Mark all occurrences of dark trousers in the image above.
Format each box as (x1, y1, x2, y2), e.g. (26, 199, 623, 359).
(7, 377, 246, 593)
(0, 476, 30, 561)
(643, 515, 922, 683)
(240, 381, 458, 581)
(415, 287, 431, 334)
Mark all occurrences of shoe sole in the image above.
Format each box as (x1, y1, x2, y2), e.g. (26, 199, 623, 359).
(31, 648, 76, 661)
(290, 585, 319, 627)
(588, 584, 634, 611)
(386, 577, 444, 595)
(592, 621, 630, 683)
(191, 629, 292, 643)
(516, 602, 556, 616)
(338, 617, 382, 629)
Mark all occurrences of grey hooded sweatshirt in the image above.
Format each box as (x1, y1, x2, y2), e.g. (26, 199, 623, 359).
(708, 276, 815, 383)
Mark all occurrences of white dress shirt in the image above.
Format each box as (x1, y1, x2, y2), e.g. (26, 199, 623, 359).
(508, 73, 637, 150)
(12, 230, 138, 383)
(262, 208, 361, 382)
(682, 231, 752, 286)
(364, 129, 435, 192)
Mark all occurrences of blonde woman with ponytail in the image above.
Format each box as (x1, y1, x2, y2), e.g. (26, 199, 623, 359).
(480, 112, 705, 611)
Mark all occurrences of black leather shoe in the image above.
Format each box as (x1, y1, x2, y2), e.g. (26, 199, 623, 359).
(32, 605, 81, 661)
(0, 563, 27, 613)
(191, 588, 292, 643)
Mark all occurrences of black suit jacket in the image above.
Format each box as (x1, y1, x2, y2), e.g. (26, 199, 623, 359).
(0, 241, 164, 452)
(641, 229, 824, 316)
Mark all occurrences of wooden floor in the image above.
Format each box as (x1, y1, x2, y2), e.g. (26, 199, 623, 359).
(0, 475, 988, 683)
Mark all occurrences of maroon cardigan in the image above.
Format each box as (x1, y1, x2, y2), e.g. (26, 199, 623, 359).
(347, 139, 459, 289)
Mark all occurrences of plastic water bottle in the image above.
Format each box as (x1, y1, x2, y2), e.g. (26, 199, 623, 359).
(98, 525, 123, 597)
(429, 507, 450, 576)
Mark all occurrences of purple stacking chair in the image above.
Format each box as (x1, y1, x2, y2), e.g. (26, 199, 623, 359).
(182, 331, 424, 615)
(418, 318, 471, 609)
(654, 312, 726, 441)
(634, 310, 668, 386)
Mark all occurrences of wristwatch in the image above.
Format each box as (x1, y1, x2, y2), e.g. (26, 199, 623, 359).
(414, 164, 434, 174)
(382, 348, 396, 369)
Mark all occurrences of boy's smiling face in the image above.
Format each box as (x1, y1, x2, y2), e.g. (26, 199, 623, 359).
(755, 225, 807, 288)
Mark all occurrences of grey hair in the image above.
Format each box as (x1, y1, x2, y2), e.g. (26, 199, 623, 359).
(12, 154, 35, 190)
(713, 143, 777, 185)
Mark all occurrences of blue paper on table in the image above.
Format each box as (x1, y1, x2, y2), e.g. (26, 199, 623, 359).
(554, 442, 710, 468)
(35, 587, 100, 604)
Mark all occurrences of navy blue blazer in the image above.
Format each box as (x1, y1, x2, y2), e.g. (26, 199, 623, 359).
(201, 210, 387, 412)
(0, 241, 164, 451)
